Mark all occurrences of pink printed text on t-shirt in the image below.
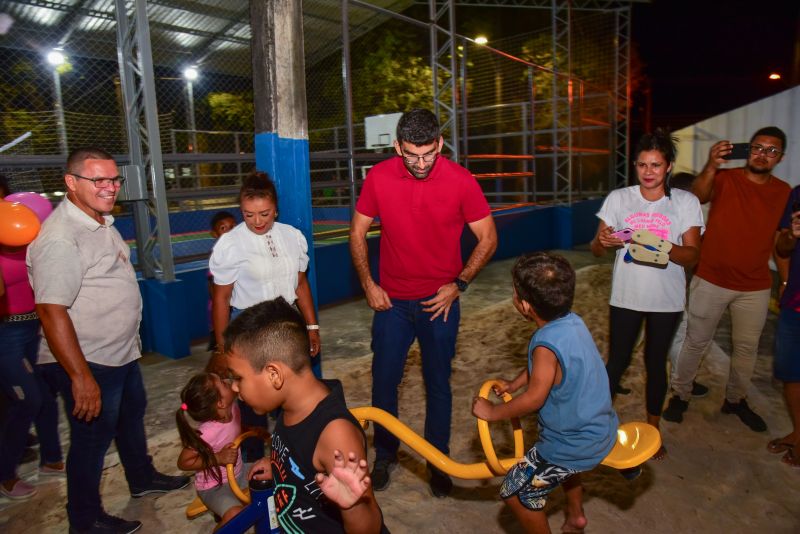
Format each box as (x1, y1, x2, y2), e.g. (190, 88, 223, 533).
(624, 212, 671, 240)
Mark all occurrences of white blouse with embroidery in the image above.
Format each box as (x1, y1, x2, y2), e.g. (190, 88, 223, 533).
(209, 221, 309, 309)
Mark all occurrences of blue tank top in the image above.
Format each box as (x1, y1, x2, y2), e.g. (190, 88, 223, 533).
(529, 313, 619, 471)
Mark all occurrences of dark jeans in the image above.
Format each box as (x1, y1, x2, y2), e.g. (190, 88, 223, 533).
(0, 319, 62, 481)
(606, 306, 682, 416)
(41, 360, 156, 530)
(371, 296, 460, 461)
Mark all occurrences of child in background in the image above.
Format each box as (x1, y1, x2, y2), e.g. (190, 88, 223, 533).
(472, 252, 618, 534)
(224, 297, 387, 534)
(206, 211, 236, 354)
(176, 372, 257, 527)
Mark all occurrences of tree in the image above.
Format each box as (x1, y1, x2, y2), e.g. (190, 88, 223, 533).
(350, 27, 433, 117)
(206, 91, 254, 132)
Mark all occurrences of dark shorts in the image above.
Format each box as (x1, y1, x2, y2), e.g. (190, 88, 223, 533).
(500, 447, 578, 511)
(774, 308, 800, 382)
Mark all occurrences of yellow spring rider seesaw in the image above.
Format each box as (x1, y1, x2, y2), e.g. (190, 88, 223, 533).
(187, 379, 661, 519)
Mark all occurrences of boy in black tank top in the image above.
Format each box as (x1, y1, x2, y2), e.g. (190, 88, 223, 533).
(223, 297, 388, 533)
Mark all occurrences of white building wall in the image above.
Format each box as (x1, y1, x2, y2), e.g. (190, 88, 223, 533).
(673, 86, 800, 187)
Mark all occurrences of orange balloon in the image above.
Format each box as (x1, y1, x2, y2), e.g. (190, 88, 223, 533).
(0, 200, 41, 246)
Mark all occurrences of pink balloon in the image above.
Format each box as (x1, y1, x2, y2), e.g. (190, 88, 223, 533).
(4, 192, 53, 222)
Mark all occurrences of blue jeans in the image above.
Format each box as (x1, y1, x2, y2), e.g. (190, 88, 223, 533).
(0, 319, 62, 481)
(371, 296, 460, 461)
(40, 360, 156, 530)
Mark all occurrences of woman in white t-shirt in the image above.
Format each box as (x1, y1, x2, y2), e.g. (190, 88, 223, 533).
(591, 130, 704, 459)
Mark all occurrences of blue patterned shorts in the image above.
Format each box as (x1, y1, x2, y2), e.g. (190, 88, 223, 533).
(500, 447, 579, 511)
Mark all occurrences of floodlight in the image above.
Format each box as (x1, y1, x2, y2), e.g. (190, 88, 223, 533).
(474, 35, 488, 45)
(183, 67, 199, 81)
(768, 73, 781, 81)
(47, 50, 65, 66)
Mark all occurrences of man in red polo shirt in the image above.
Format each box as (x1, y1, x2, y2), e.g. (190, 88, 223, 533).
(350, 109, 497, 497)
(664, 126, 791, 432)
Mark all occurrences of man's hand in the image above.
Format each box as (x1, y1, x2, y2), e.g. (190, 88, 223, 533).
(706, 140, 733, 170)
(364, 281, 392, 312)
(248, 458, 273, 481)
(472, 396, 495, 421)
(309, 330, 322, 357)
(215, 443, 239, 465)
(421, 282, 460, 321)
(72, 373, 101, 422)
(315, 450, 371, 510)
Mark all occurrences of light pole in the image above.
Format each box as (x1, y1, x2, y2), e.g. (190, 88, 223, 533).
(183, 66, 199, 152)
(183, 66, 199, 188)
(47, 49, 68, 155)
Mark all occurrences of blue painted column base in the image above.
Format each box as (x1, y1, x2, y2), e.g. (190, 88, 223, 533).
(554, 206, 574, 250)
(255, 131, 321, 378)
(139, 278, 191, 359)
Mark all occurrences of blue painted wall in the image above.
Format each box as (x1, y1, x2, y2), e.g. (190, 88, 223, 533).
(136, 199, 604, 358)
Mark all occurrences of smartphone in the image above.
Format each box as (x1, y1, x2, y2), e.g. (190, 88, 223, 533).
(610, 228, 634, 241)
(722, 142, 750, 160)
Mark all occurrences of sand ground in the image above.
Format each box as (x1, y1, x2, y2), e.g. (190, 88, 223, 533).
(1, 252, 798, 533)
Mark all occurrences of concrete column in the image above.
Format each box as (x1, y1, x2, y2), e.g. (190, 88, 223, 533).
(251, 0, 320, 376)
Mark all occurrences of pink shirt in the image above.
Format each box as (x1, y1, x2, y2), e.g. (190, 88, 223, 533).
(194, 403, 243, 491)
(0, 247, 35, 316)
(356, 156, 491, 299)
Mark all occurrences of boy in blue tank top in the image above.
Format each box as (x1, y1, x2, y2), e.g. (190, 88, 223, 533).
(472, 252, 618, 533)
(223, 297, 388, 533)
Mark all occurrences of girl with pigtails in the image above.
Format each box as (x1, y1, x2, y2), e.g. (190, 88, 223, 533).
(176, 372, 259, 527)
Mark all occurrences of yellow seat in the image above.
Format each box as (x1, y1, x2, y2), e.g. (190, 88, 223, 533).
(600, 421, 662, 470)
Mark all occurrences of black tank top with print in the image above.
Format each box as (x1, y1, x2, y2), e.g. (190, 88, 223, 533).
(270, 379, 387, 533)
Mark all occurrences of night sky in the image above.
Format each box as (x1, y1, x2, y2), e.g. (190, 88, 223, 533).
(631, 0, 800, 132)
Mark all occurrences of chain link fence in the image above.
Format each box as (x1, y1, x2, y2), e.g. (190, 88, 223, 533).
(306, 4, 621, 208)
(1, 1, 625, 261)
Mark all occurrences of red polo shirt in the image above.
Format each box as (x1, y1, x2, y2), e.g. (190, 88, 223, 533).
(355, 155, 491, 300)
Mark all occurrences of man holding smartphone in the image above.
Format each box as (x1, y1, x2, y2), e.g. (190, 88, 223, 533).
(663, 127, 791, 432)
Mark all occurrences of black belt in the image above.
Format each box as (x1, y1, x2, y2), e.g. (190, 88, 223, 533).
(1, 311, 38, 323)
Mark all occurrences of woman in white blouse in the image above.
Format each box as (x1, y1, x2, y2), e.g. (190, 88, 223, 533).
(209, 171, 321, 357)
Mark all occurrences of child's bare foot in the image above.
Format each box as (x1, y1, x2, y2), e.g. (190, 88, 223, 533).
(316, 450, 371, 509)
(561, 513, 588, 533)
(649, 445, 667, 461)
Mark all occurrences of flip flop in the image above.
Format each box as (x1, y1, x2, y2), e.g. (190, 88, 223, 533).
(767, 438, 794, 454)
(632, 229, 673, 253)
(629, 244, 669, 265)
(781, 447, 800, 469)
